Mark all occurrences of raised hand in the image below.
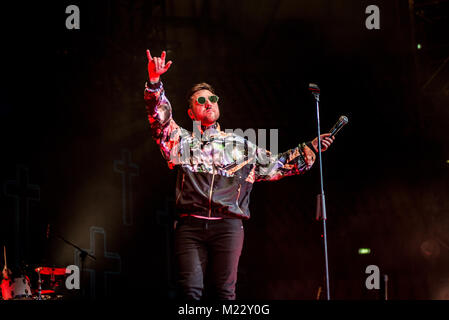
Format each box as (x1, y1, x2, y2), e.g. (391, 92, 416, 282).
(147, 49, 173, 83)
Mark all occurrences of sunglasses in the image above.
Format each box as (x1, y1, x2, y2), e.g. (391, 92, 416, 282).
(196, 95, 219, 105)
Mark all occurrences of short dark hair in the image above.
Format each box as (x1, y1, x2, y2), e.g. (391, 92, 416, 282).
(187, 82, 215, 109)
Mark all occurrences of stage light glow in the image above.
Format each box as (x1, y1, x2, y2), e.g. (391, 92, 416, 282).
(417, 43, 422, 49)
(358, 248, 371, 255)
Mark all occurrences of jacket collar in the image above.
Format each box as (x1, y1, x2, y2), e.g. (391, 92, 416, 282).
(201, 122, 220, 134)
(192, 121, 221, 140)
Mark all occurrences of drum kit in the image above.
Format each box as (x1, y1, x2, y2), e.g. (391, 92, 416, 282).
(1, 246, 68, 301)
(1, 225, 94, 301)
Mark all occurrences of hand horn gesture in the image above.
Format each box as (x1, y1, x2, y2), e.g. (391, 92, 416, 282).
(147, 49, 173, 82)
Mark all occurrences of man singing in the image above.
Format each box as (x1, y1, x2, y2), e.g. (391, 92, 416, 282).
(143, 49, 334, 300)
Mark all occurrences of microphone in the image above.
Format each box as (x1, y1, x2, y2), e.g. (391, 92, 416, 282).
(328, 115, 348, 138)
(46, 224, 51, 239)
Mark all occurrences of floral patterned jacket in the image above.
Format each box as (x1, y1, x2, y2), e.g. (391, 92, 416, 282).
(144, 81, 316, 219)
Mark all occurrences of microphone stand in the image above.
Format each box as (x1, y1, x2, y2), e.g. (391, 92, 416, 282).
(310, 85, 331, 300)
(47, 226, 96, 299)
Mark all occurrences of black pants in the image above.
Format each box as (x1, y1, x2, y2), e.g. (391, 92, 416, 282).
(174, 217, 244, 300)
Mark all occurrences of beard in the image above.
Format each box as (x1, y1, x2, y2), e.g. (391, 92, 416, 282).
(203, 109, 219, 124)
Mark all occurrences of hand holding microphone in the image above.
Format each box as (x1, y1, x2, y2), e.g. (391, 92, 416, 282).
(311, 133, 334, 152)
(309, 115, 348, 153)
(307, 83, 349, 152)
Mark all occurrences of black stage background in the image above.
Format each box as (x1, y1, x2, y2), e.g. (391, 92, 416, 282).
(0, 0, 448, 301)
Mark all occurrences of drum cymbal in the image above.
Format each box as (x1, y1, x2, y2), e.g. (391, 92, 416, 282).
(35, 267, 67, 276)
(39, 290, 55, 294)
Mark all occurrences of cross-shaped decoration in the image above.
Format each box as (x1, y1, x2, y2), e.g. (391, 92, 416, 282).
(114, 149, 139, 226)
(74, 226, 121, 299)
(3, 165, 40, 266)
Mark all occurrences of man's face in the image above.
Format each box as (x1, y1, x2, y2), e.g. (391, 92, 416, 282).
(188, 89, 220, 127)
